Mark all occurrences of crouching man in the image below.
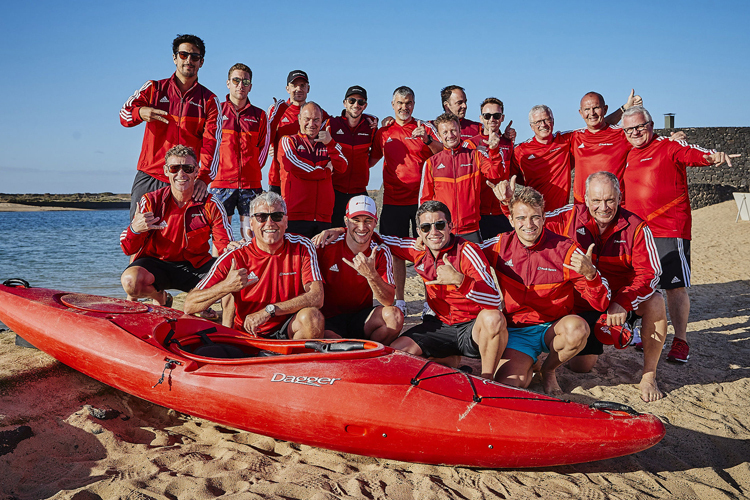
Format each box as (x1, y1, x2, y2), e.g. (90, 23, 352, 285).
(184, 192, 324, 339)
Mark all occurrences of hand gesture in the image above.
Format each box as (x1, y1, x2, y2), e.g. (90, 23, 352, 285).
(413, 234, 426, 251)
(267, 145, 275, 161)
(381, 116, 395, 127)
(669, 131, 687, 142)
(366, 116, 378, 129)
(223, 258, 255, 292)
(139, 107, 169, 124)
(130, 211, 165, 233)
(411, 120, 427, 139)
(563, 243, 597, 280)
(705, 152, 741, 167)
(244, 309, 270, 336)
(487, 129, 501, 149)
(311, 227, 345, 248)
(316, 125, 332, 145)
(425, 259, 464, 286)
(487, 174, 517, 205)
(624, 89, 643, 109)
(342, 246, 379, 280)
(606, 302, 627, 327)
(503, 120, 516, 143)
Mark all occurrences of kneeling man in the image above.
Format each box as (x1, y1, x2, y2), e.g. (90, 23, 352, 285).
(120, 145, 232, 307)
(481, 186, 611, 394)
(382, 201, 508, 380)
(184, 192, 324, 339)
(317, 195, 403, 343)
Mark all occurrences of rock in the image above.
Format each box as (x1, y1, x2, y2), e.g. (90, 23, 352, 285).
(85, 405, 121, 420)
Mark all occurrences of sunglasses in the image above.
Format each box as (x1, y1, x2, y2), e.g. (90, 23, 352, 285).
(166, 163, 197, 174)
(419, 220, 448, 233)
(176, 51, 202, 62)
(346, 98, 366, 106)
(252, 212, 285, 223)
(231, 77, 252, 87)
(482, 112, 503, 120)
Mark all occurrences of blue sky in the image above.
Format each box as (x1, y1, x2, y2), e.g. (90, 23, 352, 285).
(2, 0, 748, 193)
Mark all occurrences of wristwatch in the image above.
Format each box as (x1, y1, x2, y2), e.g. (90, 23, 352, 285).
(265, 304, 276, 317)
(423, 134, 433, 146)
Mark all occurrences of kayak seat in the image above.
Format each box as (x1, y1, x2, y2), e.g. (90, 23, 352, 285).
(192, 343, 249, 359)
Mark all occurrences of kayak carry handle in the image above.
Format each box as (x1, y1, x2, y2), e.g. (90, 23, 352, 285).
(2, 278, 30, 288)
(305, 341, 367, 353)
(590, 401, 640, 416)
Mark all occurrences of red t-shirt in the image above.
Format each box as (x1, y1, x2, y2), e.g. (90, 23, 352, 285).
(570, 125, 632, 203)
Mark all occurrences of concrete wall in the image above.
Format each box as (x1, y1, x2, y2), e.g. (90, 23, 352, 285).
(656, 127, 750, 209)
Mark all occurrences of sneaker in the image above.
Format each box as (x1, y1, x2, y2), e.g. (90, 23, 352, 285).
(395, 300, 407, 316)
(666, 337, 690, 363)
(421, 302, 436, 320)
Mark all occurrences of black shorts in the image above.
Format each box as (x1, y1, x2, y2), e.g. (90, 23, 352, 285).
(654, 237, 691, 289)
(127, 257, 216, 293)
(456, 230, 482, 244)
(286, 220, 332, 239)
(402, 316, 480, 359)
(479, 214, 512, 240)
(266, 314, 296, 339)
(130, 171, 168, 221)
(268, 185, 282, 195)
(332, 190, 367, 229)
(325, 306, 376, 339)
(576, 310, 641, 356)
(380, 204, 418, 238)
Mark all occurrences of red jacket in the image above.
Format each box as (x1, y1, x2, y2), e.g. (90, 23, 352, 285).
(481, 228, 610, 328)
(120, 186, 232, 268)
(570, 125, 632, 203)
(120, 74, 222, 185)
(279, 133, 348, 222)
(211, 98, 269, 189)
(463, 134, 513, 216)
(624, 135, 714, 239)
(382, 234, 502, 325)
(545, 203, 661, 312)
(328, 112, 378, 194)
(267, 99, 329, 187)
(419, 144, 506, 234)
(510, 131, 574, 213)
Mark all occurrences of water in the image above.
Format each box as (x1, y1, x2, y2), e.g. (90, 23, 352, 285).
(0, 209, 241, 298)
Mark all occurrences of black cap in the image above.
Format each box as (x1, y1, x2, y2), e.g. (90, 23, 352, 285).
(344, 86, 367, 100)
(287, 70, 309, 84)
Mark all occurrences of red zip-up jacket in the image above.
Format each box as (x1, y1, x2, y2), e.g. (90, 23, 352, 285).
(382, 234, 502, 325)
(279, 133, 348, 222)
(267, 99, 329, 187)
(570, 125, 632, 203)
(120, 74, 222, 186)
(463, 134, 513, 216)
(119, 186, 232, 268)
(481, 228, 610, 328)
(545, 203, 661, 312)
(211, 97, 269, 189)
(624, 135, 715, 239)
(328, 111, 378, 194)
(419, 144, 506, 234)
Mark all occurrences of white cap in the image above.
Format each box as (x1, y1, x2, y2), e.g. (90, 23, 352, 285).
(346, 195, 377, 220)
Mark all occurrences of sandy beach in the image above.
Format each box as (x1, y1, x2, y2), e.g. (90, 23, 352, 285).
(1, 199, 749, 499)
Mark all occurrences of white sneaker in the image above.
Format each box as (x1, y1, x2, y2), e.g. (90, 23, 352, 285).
(421, 302, 436, 319)
(395, 300, 407, 316)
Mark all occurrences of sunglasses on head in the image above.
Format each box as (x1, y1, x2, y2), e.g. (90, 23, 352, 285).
(482, 112, 503, 120)
(252, 212, 285, 223)
(346, 98, 366, 106)
(166, 163, 197, 174)
(231, 77, 252, 87)
(176, 51, 202, 62)
(419, 220, 447, 233)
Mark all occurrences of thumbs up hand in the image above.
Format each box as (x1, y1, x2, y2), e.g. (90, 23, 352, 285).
(425, 258, 464, 286)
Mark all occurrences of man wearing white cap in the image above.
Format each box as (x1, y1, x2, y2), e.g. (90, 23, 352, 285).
(316, 195, 404, 343)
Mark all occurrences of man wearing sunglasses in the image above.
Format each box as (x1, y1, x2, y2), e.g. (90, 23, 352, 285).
(327, 86, 379, 228)
(381, 201, 508, 380)
(185, 192, 325, 340)
(120, 34, 222, 222)
(210, 63, 270, 241)
(266, 70, 329, 195)
(120, 145, 233, 309)
(463, 97, 515, 239)
(279, 102, 348, 239)
(622, 106, 740, 365)
(481, 186, 611, 395)
(316, 196, 403, 343)
(420, 112, 506, 243)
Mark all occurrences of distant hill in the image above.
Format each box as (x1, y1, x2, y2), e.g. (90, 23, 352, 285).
(0, 193, 130, 210)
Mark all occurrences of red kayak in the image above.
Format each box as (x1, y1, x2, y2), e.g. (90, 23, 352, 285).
(0, 281, 665, 468)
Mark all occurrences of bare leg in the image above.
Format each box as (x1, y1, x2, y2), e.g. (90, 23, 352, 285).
(364, 306, 404, 345)
(393, 257, 406, 302)
(568, 354, 598, 373)
(665, 287, 690, 342)
(541, 316, 589, 395)
(121, 267, 166, 305)
(390, 335, 422, 356)
(495, 349, 535, 388)
(637, 293, 667, 402)
(288, 307, 325, 339)
(471, 310, 508, 380)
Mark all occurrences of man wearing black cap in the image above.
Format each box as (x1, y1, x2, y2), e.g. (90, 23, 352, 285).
(327, 86, 379, 227)
(267, 70, 328, 194)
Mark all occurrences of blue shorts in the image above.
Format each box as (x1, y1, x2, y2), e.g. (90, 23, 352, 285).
(208, 188, 262, 217)
(506, 322, 553, 361)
